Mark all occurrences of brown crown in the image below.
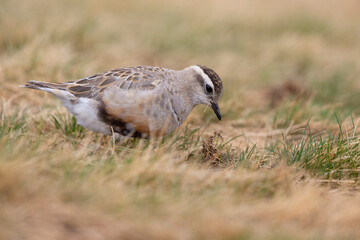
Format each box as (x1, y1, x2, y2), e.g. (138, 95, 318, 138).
(198, 65, 223, 97)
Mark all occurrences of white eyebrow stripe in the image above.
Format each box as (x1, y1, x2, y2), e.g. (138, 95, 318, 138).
(190, 65, 214, 89)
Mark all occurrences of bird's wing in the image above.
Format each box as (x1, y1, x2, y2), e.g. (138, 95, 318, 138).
(64, 66, 172, 100)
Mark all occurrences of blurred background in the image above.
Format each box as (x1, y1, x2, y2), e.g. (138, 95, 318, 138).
(1, 0, 360, 134)
(1, 1, 360, 239)
(1, 0, 360, 115)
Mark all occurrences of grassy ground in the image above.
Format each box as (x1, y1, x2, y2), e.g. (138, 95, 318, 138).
(1, 0, 360, 239)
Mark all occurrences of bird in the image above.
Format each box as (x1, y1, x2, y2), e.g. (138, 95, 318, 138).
(21, 65, 223, 138)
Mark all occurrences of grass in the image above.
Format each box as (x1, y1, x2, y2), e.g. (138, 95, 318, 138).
(52, 112, 85, 139)
(269, 117, 360, 181)
(1, 0, 360, 239)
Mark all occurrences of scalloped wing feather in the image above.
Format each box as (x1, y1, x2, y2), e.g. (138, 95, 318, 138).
(63, 67, 169, 99)
(24, 67, 170, 100)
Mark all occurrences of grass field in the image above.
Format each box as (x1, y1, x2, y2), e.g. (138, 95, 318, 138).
(1, 0, 360, 239)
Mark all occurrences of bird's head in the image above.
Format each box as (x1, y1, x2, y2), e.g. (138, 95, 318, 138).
(189, 65, 223, 120)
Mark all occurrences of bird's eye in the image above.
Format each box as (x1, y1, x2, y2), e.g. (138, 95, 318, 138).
(206, 84, 213, 93)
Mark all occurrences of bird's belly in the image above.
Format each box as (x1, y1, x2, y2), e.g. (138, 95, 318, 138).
(99, 88, 181, 138)
(111, 114, 179, 138)
(71, 98, 112, 135)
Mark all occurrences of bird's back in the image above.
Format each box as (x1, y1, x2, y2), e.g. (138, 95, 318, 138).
(25, 66, 175, 101)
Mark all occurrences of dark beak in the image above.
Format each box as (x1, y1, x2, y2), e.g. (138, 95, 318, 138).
(211, 102, 222, 120)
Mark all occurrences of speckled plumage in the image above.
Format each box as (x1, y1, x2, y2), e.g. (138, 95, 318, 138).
(22, 65, 223, 138)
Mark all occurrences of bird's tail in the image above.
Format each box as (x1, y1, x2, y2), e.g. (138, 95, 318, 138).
(20, 80, 67, 91)
(20, 80, 76, 106)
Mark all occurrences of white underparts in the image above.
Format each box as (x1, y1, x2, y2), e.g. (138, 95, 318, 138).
(41, 87, 111, 135)
(71, 98, 111, 135)
(190, 65, 214, 89)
